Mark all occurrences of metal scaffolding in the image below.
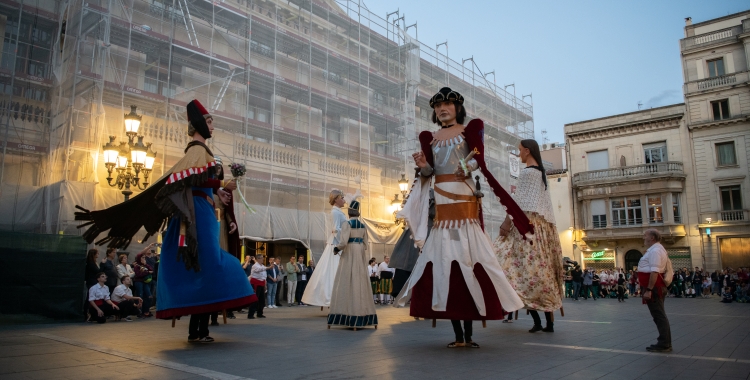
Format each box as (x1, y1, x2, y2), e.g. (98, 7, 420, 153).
(0, 0, 533, 256)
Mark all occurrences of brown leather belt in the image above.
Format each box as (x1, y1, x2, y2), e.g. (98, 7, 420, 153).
(435, 174, 466, 184)
(433, 185, 477, 202)
(192, 190, 215, 207)
(435, 202, 479, 222)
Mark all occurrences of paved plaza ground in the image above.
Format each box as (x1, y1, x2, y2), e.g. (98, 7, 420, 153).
(0, 297, 748, 380)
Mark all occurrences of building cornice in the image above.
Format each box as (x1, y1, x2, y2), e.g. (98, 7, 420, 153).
(687, 115, 750, 131)
(566, 114, 682, 143)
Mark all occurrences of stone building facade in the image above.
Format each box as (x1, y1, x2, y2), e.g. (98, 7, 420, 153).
(564, 104, 700, 271)
(681, 12, 750, 270)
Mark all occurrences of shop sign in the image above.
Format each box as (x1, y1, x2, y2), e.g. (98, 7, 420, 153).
(591, 251, 604, 258)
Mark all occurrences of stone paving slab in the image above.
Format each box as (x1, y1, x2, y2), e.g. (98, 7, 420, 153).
(0, 297, 748, 380)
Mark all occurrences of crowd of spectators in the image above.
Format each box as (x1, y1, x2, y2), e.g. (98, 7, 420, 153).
(564, 265, 749, 303)
(83, 243, 158, 323)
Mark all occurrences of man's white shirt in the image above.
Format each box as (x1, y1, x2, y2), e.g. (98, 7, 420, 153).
(638, 242, 668, 273)
(88, 283, 110, 301)
(377, 262, 394, 277)
(250, 262, 268, 281)
(111, 284, 133, 303)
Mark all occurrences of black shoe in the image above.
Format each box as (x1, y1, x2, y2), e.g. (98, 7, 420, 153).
(247, 316, 256, 319)
(210, 321, 219, 326)
(542, 324, 554, 333)
(646, 345, 672, 352)
(257, 315, 266, 318)
(529, 324, 543, 333)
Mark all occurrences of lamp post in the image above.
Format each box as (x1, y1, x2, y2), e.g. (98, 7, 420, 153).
(103, 105, 156, 201)
(398, 173, 409, 196)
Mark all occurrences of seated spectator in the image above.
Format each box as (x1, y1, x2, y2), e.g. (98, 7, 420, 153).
(111, 275, 143, 321)
(88, 272, 120, 323)
(133, 253, 154, 317)
(116, 254, 135, 281)
(721, 286, 733, 303)
(684, 280, 695, 298)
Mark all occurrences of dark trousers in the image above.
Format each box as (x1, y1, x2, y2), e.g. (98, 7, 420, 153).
(249, 284, 266, 317)
(617, 286, 625, 301)
(115, 300, 138, 317)
(90, 302, 116, 323)
(391, 269, 411, 297)
(572, 282, 581, 300)
(189, 313, 210, 339)
(582, 285, 591, 299)
(646, 286, 671, 348)
(133, 281, 152, 315)
(450, 320, 473, 343)
(296, 280, 307, 303)
(529, 310, 553, 327)
(276, 279, 284, 306)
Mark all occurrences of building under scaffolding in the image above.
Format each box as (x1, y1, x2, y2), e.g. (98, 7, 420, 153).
(0, 0, 533, 258)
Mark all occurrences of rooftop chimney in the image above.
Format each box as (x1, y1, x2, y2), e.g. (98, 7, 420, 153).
(685, 17, 692, 26)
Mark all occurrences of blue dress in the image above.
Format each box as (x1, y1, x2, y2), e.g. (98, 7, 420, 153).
(156, 186, 256, 318)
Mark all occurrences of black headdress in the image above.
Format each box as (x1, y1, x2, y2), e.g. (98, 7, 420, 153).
(429, 87, 464, 109)
(186, 99, 212, 139)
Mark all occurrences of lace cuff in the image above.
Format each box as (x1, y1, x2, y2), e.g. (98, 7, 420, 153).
(420, 164, 434, 177)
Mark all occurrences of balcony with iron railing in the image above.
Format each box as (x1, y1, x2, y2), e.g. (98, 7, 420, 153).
(681, 25, 743, 51)
(685, 71, 749, 95)
(573, 162, 684, 186)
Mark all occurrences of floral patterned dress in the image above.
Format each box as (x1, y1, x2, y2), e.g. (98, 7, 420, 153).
(494, 167, 564, 312)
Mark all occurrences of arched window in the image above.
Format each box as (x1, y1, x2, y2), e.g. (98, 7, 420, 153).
(624, 250, 642, 272)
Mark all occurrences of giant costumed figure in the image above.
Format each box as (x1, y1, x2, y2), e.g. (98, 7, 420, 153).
(494, 139, 564, 333)
(395, 87, 531, 348)
(327, 199, 378, 330)
(302, 189, 347, 308)
(75, 100, 256, 343)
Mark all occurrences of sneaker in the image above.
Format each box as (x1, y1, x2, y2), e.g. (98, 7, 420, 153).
(198, 336, 215, 343)
(123, 316, 133, 322)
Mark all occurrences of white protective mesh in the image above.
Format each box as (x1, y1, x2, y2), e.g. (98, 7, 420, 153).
(0, 0, 533, 255)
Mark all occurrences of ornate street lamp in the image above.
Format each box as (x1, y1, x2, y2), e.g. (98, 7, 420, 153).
(103, 105, 156, 201)
(398, 173, 409, 196)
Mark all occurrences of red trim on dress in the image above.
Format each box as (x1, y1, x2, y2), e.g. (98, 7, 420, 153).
(166, 162, 217, 185)
(155, 294, 258, 319)
(410, 261, 508, 320)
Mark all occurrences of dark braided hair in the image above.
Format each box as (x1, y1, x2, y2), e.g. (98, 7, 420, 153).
(520, 139, 547, 190)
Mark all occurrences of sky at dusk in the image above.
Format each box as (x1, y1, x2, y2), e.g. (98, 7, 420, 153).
(359, 0, 749, 144)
